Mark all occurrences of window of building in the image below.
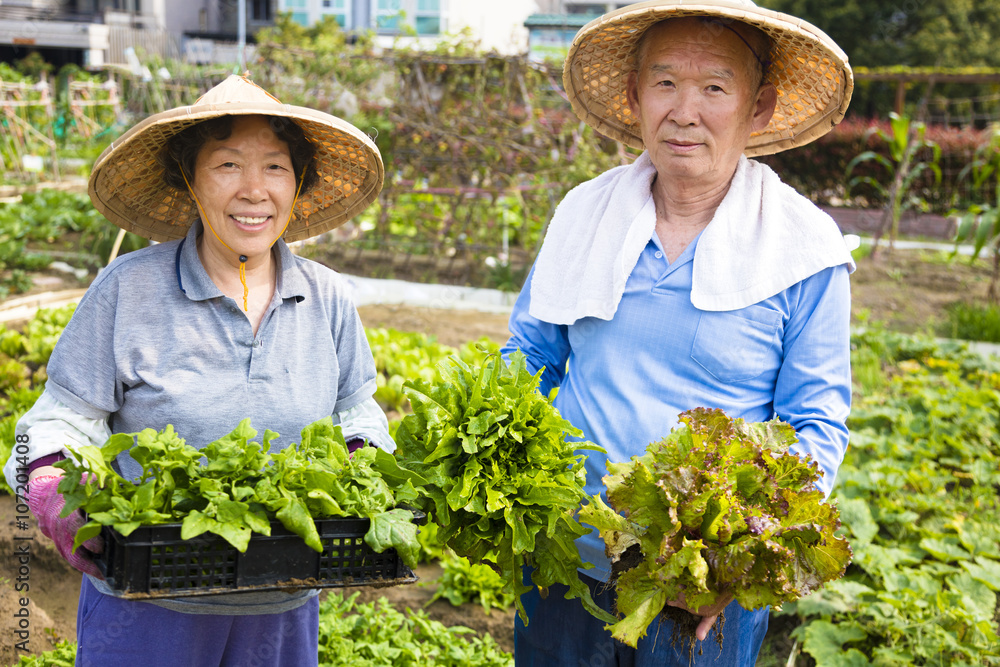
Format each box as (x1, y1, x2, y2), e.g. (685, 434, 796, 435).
(374, 0, 442, 35)
(414, 0, 440, 35)
(376, 0, 403, 31)
(566, 3, 607, 15)
(319, 0, 349, 27)
(280, 0, 309, 26)
(251, 0, 272, 21)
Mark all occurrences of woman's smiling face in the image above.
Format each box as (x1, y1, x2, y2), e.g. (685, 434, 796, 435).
(191, 114, 298, 262)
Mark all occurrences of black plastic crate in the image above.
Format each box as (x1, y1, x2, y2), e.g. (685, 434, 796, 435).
(93, 515, 419, 599)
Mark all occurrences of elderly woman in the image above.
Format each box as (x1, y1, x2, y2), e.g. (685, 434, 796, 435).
(4, 76, 391, 665)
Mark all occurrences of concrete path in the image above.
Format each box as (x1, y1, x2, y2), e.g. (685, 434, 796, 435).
(3, 259, 998, 361)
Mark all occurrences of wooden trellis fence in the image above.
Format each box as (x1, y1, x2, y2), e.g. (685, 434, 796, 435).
(0, 79, 58, 179)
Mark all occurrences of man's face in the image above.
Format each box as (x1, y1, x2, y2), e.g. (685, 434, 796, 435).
(626, 18, 776, 187)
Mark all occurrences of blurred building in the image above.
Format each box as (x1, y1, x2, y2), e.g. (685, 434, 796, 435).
(525, 0, 629, 61)
(0, 0, 174, 68)
(269, 0, 538, 56)
(0, 0, 634, 69)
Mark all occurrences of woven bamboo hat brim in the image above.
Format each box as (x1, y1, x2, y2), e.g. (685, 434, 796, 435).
(89, 75, 384, 243)
(563, 0, 853, 157)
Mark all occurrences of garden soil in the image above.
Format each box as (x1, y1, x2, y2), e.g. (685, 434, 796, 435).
(1, 247, 997, 665)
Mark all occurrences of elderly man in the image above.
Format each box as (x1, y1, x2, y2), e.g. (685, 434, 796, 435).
(501, 1, 855, 665)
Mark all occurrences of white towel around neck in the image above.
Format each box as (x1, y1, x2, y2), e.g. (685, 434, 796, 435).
(528, 152, 856, 325)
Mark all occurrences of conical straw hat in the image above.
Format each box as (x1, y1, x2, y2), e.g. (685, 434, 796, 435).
(563, 0, 853, 157)
(89, 75, 384, 242)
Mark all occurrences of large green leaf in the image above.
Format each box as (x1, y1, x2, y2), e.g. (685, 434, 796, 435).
(366, 509, 420, 569)
(801, 620, 869, 665)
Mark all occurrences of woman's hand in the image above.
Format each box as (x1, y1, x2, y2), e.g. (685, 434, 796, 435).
(26, 472, 104, 578)
(666, 590, 734, 641)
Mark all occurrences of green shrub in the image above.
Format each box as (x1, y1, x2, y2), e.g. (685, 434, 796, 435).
(759, 118, 989, 214)
(944, 301, 1000, 342)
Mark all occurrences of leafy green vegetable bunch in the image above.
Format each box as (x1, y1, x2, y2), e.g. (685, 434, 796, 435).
(12, 639, 76, 667)
(318, 591, 512, 667)
(394, 350, 615, 625)
(579, 408, 852, 648)
(55, 417, 422, 567)
(428, 551, 516, 614)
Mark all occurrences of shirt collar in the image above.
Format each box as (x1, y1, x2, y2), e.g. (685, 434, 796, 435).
(647, 228, 702, 267)
(273, 236, 308, 303)
(175, 221, 308, 303)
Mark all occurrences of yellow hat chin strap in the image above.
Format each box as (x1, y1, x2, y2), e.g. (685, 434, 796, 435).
(179, 165, 305, 312)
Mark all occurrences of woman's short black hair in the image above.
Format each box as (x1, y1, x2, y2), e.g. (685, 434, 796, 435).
(158, 115, 318, 195)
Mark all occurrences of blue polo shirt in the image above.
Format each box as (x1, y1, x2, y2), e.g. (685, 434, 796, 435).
(45, 221, 378, 613)
(502, 232, 852, 581)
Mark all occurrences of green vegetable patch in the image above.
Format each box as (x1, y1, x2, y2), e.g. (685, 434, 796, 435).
(318, 591, 512, 667)
(427, 552, 516, 614)
(785, 327, 1000, 666)
(578, 408, 852, 650)
(0, 304, 75, 493)
(11, 639, 76, 667)
(54, 417, 424, 566)
(393, 350, 617, 626)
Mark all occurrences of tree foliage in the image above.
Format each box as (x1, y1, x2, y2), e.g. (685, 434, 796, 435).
(760, 0, 1000, 69)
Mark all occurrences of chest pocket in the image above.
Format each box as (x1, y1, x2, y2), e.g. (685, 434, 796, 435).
(690, 306, 782, 383)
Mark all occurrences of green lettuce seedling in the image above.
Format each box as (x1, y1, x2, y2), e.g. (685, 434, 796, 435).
(55, 417, 423, 567)
(579, 408, 852, 649)
(394, 350, 616, 625)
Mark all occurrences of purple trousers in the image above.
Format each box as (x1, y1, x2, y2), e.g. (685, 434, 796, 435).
(75, 577, 319, 667)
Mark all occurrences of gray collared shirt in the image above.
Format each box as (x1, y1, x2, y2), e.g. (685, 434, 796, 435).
(44, 221, 378, 614)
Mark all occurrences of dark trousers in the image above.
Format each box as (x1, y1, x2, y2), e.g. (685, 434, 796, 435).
(515, 572, 769, 667)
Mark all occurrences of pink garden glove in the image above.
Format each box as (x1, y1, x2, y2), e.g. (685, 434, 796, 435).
(26, 475, 104, 578)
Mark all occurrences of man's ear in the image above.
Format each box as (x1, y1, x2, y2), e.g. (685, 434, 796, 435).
(751, 82, 778, 133)
(626, 70, 641, 123)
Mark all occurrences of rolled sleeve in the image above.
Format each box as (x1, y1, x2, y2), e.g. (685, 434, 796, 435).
(334, 396, 394, 453)
(4, 389, 110, 491)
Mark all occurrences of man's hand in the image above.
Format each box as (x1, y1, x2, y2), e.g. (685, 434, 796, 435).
(666, 590, 733, 641)
(26, 474, 104, 578)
